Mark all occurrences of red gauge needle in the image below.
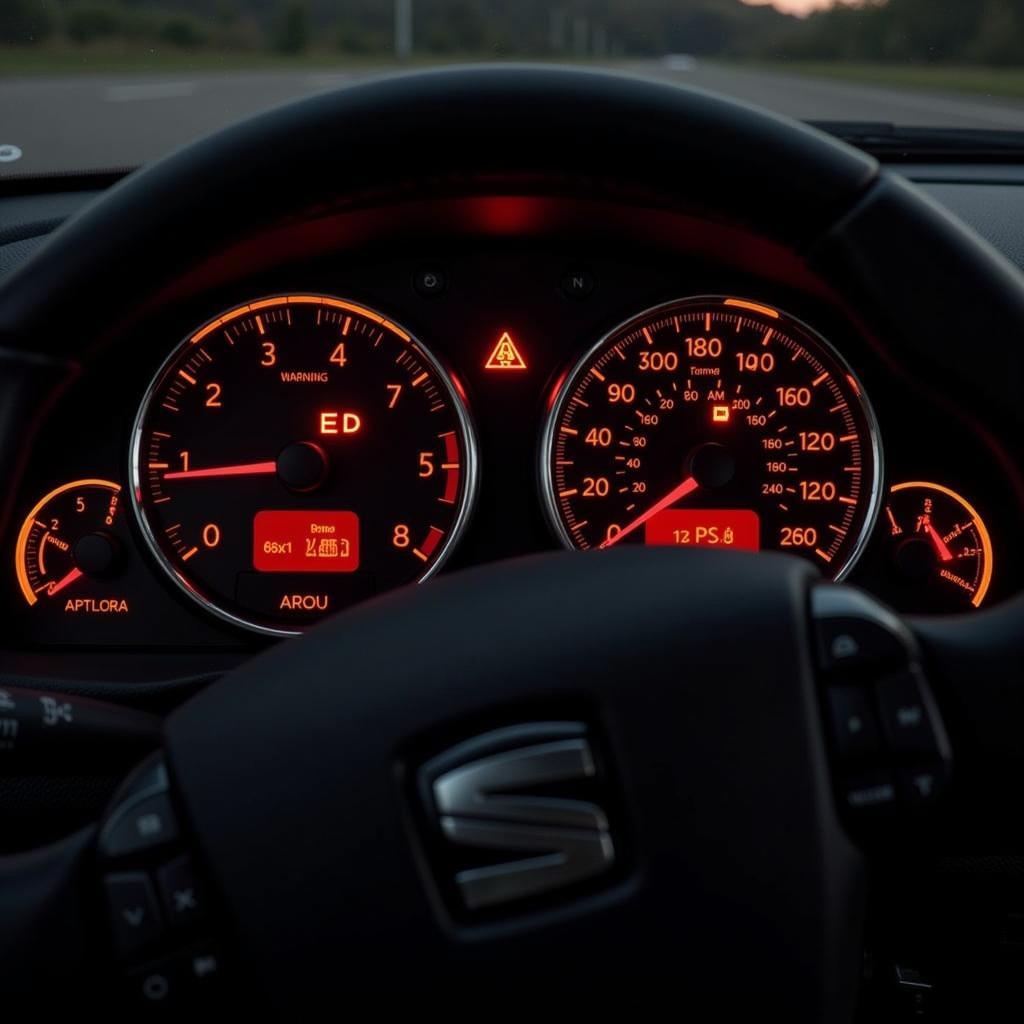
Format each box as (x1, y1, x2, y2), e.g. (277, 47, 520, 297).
(925, 522, 954, 562)
(599, 475, 699, 549)
(47, 567, 83, 596)
(163, 460, 277, 481)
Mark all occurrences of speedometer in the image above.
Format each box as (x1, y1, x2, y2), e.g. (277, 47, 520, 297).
(131, 294, 477, 636)
(541, 296, 882, 578)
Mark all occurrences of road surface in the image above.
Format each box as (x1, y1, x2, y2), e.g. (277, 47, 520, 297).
(2, 61, 1024, 176)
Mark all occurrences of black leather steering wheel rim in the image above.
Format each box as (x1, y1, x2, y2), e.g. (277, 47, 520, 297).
(0, 64, 877, 359)
(1, 67, 1021, 442)
(1, 66, 1023, 1019)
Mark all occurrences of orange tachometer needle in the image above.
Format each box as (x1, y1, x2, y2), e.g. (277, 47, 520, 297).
(925, 522, 954, 562)
(163, 461, 277, 481)
(599, 475, 699, 549)
(48, 567, 83, 596)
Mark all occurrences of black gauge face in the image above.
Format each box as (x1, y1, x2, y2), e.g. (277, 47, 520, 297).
(131, 294, 477, 636)
(15, 479, 125, 609)
(878, 481, 994, 613)
(542, 296, 882, 579)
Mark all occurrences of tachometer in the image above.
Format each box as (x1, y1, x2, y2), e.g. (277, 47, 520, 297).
(131, 294, 477, 636)
(541, 296, 881, 578)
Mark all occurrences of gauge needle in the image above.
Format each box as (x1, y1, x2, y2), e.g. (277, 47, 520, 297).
(163, 460, 277, 481)
(599, 475, 699, 549)
(924, 522, 954, 562)
(47, 567, 83, 596)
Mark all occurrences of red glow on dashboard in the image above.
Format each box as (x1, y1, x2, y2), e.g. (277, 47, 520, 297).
(449, 371, 468, 402)
(645, 509, 760, 551)
(253, 510, 360, 572)
(547, 371, 568, 411)
(470, 196, 546, 234)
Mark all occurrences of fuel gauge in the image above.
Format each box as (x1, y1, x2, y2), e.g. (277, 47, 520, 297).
(15, 479, 129, 614)
(882, 481, 994, 613)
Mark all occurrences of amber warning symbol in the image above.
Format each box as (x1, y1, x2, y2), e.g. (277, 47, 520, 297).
(485, 331, 527, 371)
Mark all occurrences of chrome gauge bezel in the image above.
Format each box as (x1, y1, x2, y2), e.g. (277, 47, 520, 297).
(130, 293, 480, 638)
(539, 295, 884, 582)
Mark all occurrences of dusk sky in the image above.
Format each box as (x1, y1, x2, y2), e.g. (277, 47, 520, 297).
(744, 0, 848, 15)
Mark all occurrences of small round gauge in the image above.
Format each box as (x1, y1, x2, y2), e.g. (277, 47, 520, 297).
(131, 294, 477, 636)
(881, 481, 994, 612)
(15, 479, 125, 608)
(541, 296, 882, 579)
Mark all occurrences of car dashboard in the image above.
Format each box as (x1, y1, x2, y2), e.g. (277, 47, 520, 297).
(1, 180, 1023, 657)
(2, 66, 1024, 1019)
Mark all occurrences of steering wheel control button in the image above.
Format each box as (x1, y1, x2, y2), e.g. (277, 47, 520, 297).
(419, 722, 616, 915)
(816, 615, 910, 674)
(898, 763, 949, 807)
(811, 585, 915, 674)
(810, 585, 952, 826)
(99, 757, 182, 860)
(157, 856, 205, 929)
(102, 791, 180, 859)
(139, 970, 171, 1004)
(126, 943, 225, 1011)
(876, 672, 938, 756)
(827, 686, 882, 759)
(842, 771, 897, 813)
(126, 958, 186, 1010)
(105, 872, 164, 958)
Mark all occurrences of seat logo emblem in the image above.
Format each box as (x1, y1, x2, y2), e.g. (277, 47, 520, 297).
(421, 723, 615, 911)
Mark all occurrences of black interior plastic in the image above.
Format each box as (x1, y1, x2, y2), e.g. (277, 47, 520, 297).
(0, 66, 1022, 1019)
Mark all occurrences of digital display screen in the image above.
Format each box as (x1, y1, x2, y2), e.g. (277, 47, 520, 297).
(644, 509, 760, 551)
(253, 510, 360, 572)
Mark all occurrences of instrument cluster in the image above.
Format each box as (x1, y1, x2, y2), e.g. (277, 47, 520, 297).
(5, 239, 1021, 647)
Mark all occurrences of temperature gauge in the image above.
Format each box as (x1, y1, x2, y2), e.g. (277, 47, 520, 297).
(882, 481, 993, 613)
(15, 479, 129, 614)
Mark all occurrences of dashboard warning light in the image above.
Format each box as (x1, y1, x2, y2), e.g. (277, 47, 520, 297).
(712, 404, 730, 424)
(319, 411, 362, 435)
(485, 331, 527, 371)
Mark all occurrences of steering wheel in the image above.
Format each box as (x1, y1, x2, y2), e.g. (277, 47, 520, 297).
(2, 67, 1023, 1018)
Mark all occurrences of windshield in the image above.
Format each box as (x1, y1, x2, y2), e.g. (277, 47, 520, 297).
(2, 0, 1023, 177)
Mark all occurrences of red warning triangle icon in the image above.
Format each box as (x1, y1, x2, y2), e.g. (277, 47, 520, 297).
(485, 331, 527, 370)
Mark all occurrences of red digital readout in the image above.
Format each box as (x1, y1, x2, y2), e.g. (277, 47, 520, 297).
(253, 510, 360, 573)
(644, 509, 760, 551)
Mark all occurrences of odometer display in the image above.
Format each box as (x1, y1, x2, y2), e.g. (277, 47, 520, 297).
(542, 296, 881, 578)
(131, 294, 477, 635)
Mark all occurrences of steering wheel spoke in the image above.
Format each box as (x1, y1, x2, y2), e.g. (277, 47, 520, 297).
(153, 548, 864, 1014)
(0, 825, 98, 1008)
(811, 585, 954, 829)
(91, 754, 234, 1014)
(908, 598, 1024, 849)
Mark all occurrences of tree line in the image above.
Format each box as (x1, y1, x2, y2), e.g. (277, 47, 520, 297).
(777, 0, 1024, 66)
(3, 0, 1023, 66)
